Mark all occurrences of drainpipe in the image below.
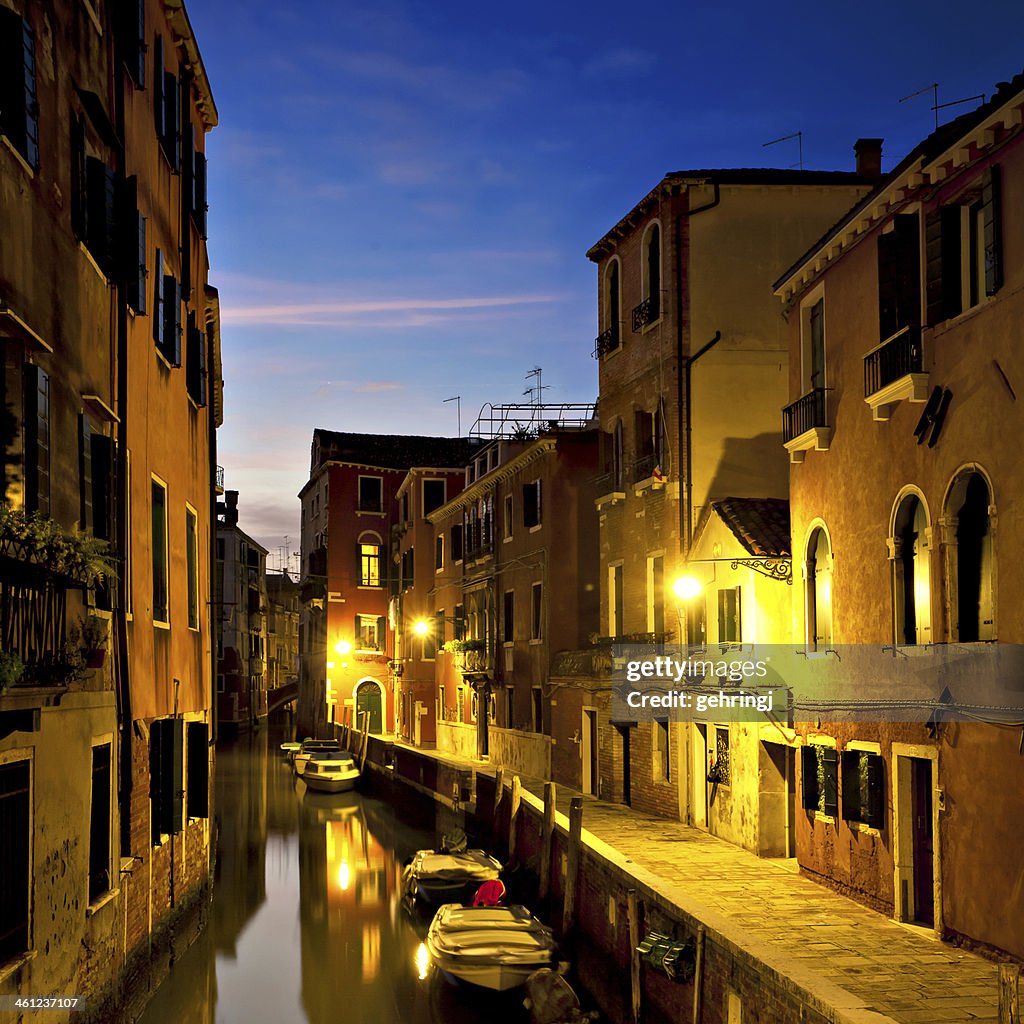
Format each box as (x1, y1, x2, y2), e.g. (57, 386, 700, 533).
(674, 182, 721, 555)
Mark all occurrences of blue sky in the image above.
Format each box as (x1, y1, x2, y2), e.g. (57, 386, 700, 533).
(186, 0, 1024, 558)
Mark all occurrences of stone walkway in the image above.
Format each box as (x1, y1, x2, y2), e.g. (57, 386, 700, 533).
(392, 741, 1010, 1024)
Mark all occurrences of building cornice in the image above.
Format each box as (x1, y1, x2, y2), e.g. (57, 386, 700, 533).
(164, 0, 219, 131)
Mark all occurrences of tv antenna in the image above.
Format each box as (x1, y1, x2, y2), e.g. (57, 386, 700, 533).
(763, 130, 803, 170)
(523, 367, 549, 409)
(443, 395, 461, 435)
(899, 82, 986, 132)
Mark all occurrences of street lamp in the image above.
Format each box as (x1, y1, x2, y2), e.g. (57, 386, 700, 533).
(672, 574, 703, 602)
(672, 572, 705, 647)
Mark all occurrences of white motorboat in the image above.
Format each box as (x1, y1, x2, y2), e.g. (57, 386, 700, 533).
(293, 739, 343, 777)
(403, 849, 503, 909)
(302, 754, 360, 793)
(425, 904, 556, 992)
(280, 741, 301, 762)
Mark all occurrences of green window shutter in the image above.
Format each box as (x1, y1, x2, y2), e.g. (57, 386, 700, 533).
(800, 746, 819, 810)
(940, 206, 962, 318)
(153, 248, 164, 346)
(121, 0, 146, 88)
(865, 754, 885, 829)
(924, 209, 945, 325)
(186, 722, 208, 819)
(79, 415, 94, 534)
(22, 364, 49, 517)
(85, 157, 117, 275)
(982, 165, 1003, 296)
(822, 747, 839, 818)
(153, 36, 165, 140)
(149, 722, 164, 843)
(162, 275, 181, 365)
(840, 749, 861, 822)
(163, 71, 180, 170)
(91, 433, 114, 542)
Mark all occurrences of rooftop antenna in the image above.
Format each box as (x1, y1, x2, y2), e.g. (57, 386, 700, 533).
(899, 82, 986, 133)
(443, 395, 462, 436)
(763, 130, 803, 170)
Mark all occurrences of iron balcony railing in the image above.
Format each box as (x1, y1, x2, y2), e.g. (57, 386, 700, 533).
(593, 326, 620, 358)
(595, 469, 624, 495)
(216, 465, 225, 490)
(864, 325, 922, 398)
(782, 387, 828, 443)
(632, 453, 660, 483)
(631, 295, 659, 332)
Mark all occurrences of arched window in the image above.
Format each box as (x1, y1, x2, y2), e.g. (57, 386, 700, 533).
(357, 530, 383, 588)
(604, 259, 621, 352)
(644, 223, 661, 319)
(945, 471, 994, 642)
(892, 494, 931, 645)
(805, 526, 833, 649)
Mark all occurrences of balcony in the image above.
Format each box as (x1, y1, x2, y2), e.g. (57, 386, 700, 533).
(594, 470, 625, 509)
(863, 325, 928, 421)
(216, 465, 225, 493)
(632, 453, 665, 491)
(593, 327, 620, 359)
(631, 295, 659, 332)
(782, 387, 831, 463)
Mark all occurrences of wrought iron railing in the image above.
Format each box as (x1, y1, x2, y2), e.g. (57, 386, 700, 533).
(782, 387, 828, 443)
(593, 327, 620, 358)
(632, 453, 660, 483)
(864, 325, 922, 398)
(632, 295, 659, 332)
(595, 470, 624, 495)
(216, 465, 225, 490)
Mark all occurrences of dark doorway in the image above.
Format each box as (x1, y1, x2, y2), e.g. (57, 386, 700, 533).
(910, 757, 934, 925)
(355, 681, 383, 734)
(615, 724, 632, 806)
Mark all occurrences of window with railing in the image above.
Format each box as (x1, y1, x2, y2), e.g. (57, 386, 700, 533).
(782, 387, 828, 443)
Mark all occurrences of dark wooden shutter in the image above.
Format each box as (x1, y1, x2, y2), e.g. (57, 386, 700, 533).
(153, 36, 165, 141)
(841, 749, 861, 822)
(377, 616, 387, 650)
(163, 274, 181, 365)
(86, 157, 117, 275)
(120, 0, 146, 87)
(648, 224, 660, 318)
(0, 759, 30, 961)
(878, 223, 898, 341)
(865, 754, 885, 829)
(0, 13, 39, 169)
(163, 719, 184, 833)
(22, 363, 49, 516)
(822, 747, 839, 817)
(982, 165, 1003, 296)
(163, 71, 180, 169)
(89, 744, 111, 900)
(91, 432, 114, 542)
(186, 722, 209, 818)
(924, 209, 945, 325)
(79, 414, 94, 533)
(153, 248, 164, 346)
(800, 745, 819, 810)
(118, 175, 147, 314)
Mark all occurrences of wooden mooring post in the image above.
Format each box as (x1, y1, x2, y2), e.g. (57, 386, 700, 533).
(539, 782, 556, 900)
(627, 888, 642, 1024)
(492, 768, 506, 837)
(1000, 964, 1021, 1024)
(692, 925, 706, 1024)
(561, 797, 584, 937)
(507, 775, 522, 865)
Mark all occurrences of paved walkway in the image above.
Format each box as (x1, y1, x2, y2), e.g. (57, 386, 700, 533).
(391, 740, 1009, 1024)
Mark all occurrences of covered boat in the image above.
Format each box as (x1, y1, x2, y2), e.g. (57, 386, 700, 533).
(403, 849, 503, 909)
(302, 754, 360, 793)
(293, 739, 342, 777)
(425, 904, 556, 991)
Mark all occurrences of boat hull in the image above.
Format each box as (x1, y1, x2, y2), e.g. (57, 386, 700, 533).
(302, 772, 358, 793)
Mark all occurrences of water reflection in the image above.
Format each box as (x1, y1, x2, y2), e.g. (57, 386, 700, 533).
(138, 724, 529, 1024)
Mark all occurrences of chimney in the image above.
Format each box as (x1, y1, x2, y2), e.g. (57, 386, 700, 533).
(225, 489, 239, 527)
(854, 138, 883, 180)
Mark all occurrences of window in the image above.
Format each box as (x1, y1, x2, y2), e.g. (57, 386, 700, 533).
(633, 404, 666, 481)
(423, 479, 446, 516)
(120, 177, 147, 314)
(436, 685, 444, 722)
(531, 582, 542, 640)
(79, 414, 114, 543)
(187, 722, 209, 818)
(0, 9, 39, 169)
(0, 758, 31, 962)
(151, 478, 169, 624)
(23, 363, 50, 516)
(453, 603, 465, 641)
(191, 134, 208, 239)
(892, 494, 931, 646)
(603, 259, 621, 352)
(655, 719, 670, 781)
(531, 686, 542, 732)
(925, 166, 1002, 323)
(506, 688, 515, 727)
(709, 727, 730, 786)
(801, 744, 839, 818)
(451, 524, 464, 562)
(945, 471, 994, 642)
(400, 491, 410, 523)
(841, 750, 884, 829)
(646, 555, 665, 635)
(877, 214, 921, 341)
(150, 718, 183, 842)
(435, 534, 444, 572)
(186, 313, 207, 406)
(153, 250, 182, 366)
(471, 690, 478, 722)
(717, 588, 741, 643)
(357, 614, 384, 651)
(602, 422, 625, 492)
(608, 563, 623, 638)
(803, 295, 826, 393)
(457, 686, 465, 722)
(358, 476, 383, 513)
(805, 527, 832, 649)
(503, 493, 514, 540)
(522, 479, 541, 529)
(153, 37, 180, 170)
(119, 0, 146, 88)
(186, 505, 199, 630)
(400, 547, 414, 590)
(70, 119, 118, 277)
(633, 223, 661, 330)
(360, 542, 381, 587)
(503, 591, 515, 643)
(88, 743, 112, 901)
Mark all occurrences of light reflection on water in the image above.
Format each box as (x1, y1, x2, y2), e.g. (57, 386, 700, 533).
(138, 726, 529, 1024)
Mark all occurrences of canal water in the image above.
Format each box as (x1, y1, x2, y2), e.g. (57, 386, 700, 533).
(138, 722, 533, 1024)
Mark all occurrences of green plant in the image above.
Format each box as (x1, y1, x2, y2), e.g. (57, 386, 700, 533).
(0, 506, 118, 586)
(0, 650, 25, 694)
(442, 638, 486, 654)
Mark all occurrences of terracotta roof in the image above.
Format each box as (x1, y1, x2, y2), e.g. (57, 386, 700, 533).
(712, 497, 791, 558)
(311, 430, 481, 473)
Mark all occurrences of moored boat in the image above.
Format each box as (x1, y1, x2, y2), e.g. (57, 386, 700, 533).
(302, 754, 360, 793)
(293, 738, 342, 776)
(425, 903, 556, 992)
(403, 849, 503, 909)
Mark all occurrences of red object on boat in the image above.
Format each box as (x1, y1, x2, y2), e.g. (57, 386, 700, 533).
(471, 878, 506, 906)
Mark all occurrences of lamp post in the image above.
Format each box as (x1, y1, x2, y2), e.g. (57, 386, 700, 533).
(672, 572, 705, 648)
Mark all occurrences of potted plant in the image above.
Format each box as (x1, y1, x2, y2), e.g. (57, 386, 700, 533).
(0, 651, 25, 695)
(79, 615, 109, 668)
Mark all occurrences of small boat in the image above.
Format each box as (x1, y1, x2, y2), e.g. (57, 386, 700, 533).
(280, 741, 301, 761)
(293, 739, 342, 777)
(403, 849, 503, 909)
(302, 754, 360, 793)
(425, 903, 556, 992)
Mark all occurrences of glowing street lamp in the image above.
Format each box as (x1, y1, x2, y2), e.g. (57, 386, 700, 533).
(335, 639, 352, 656)
(413, 619, 430, 637)
(672, 575, 703, 602)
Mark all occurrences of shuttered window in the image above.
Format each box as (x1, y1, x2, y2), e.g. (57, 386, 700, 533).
(0, 9, 39, 170)
(0, 759, 30, 962)
(149, 719, 183, 841)
(85, 157, 117, 275)
(153, 249, 165, 347)
(802, 744, 838, 816)
(186, 506, 199, 630)
(151, 478, 169, 623)
(119, 176, 147, 315)
(841, 750, 885, 829)
(186, 314, 207, 406)
(192, 146, 208, 239)
(877, 213, 920, 341)
(186, 723, 208, 819)
(88, 745, 111, 902)
(160, 274, 182, 367)
(23, 364, 50, 517)
(120, 0, 146, 88)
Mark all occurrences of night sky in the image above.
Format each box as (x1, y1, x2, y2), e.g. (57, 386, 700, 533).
(186, 0, 1024, 558)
